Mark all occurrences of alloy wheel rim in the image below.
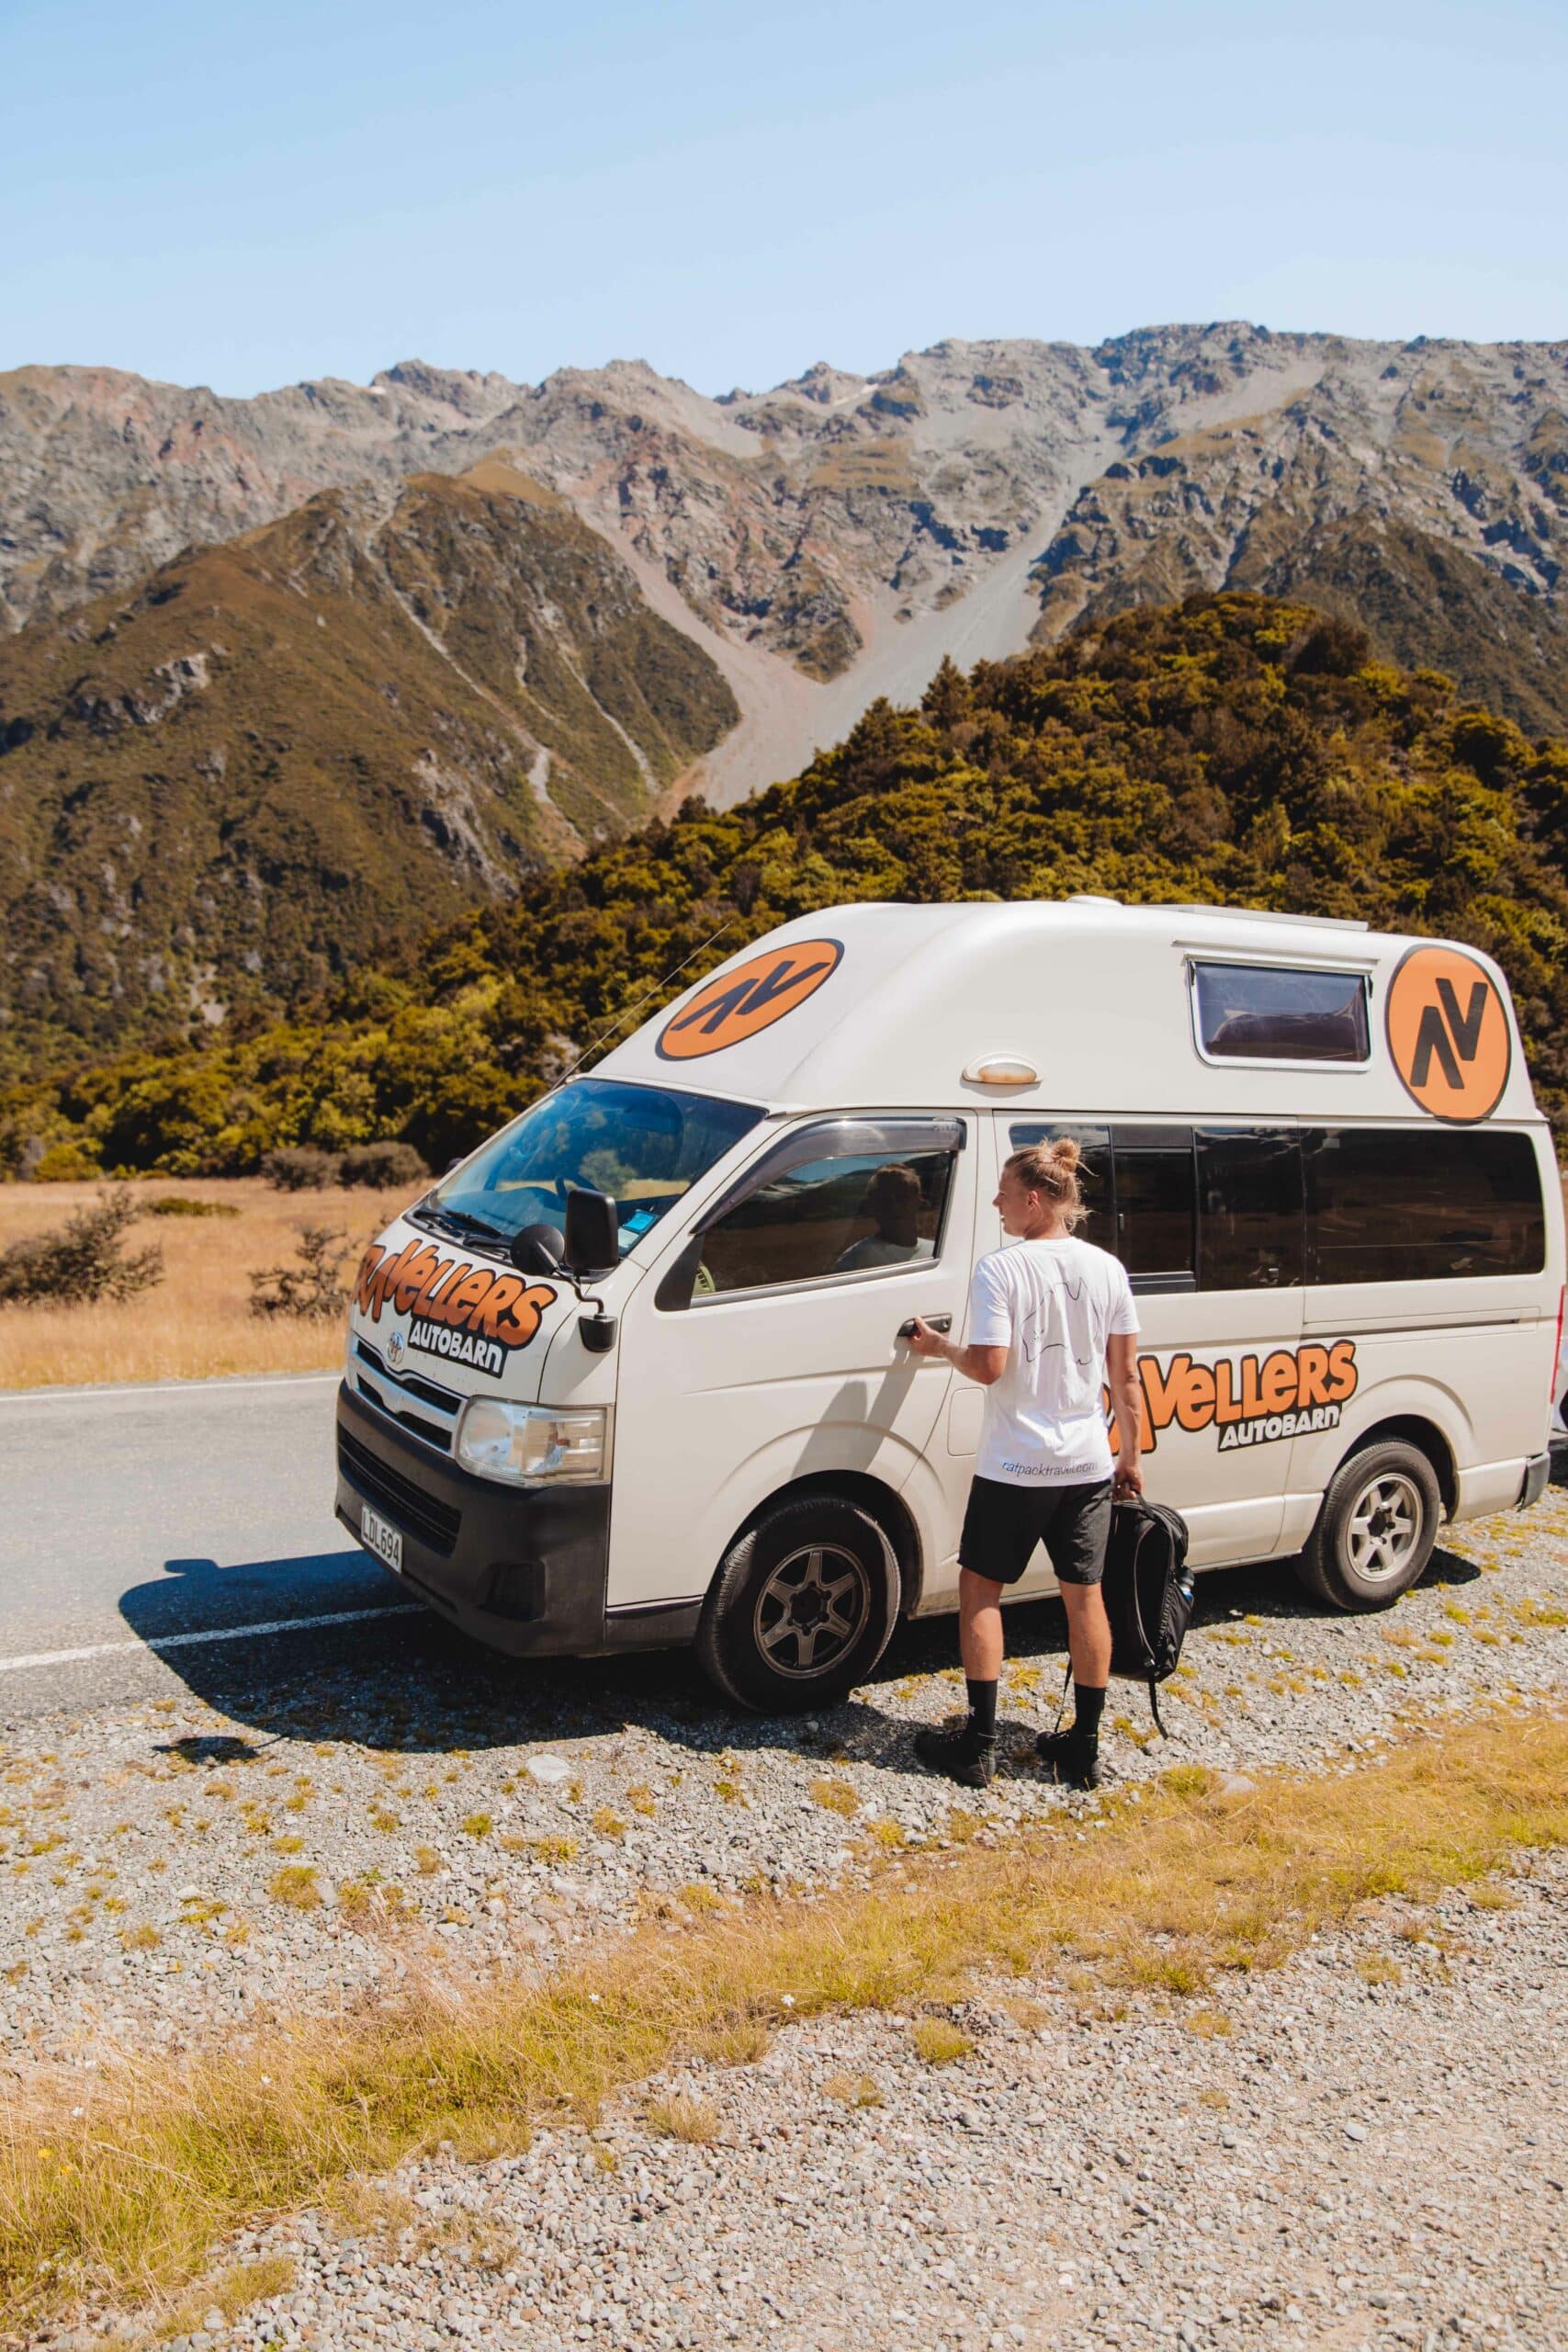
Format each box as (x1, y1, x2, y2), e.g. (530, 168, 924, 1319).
(753, 1541, 871, 1679)
(1345, 1470, 1424, 1583)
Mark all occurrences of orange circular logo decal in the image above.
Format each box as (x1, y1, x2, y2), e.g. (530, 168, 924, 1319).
(1385, 944, 1510, 1123)
(657, 938, 843, 1060)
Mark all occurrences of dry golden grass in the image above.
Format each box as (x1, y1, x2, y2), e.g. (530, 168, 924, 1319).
(644, 2092, 719, 2143)
(0, 1178, 398, 1389)
(153, 2254, 296, 2343)
(1, 1708, 1564, 2328)
(909, 2018, 974, 2065)
(823, 2072, 883, 2109)
(808, 1777, 860, 1817)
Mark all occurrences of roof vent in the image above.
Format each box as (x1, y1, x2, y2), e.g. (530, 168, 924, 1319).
(963, 1053, 1040, 1088)
(1066, 892, 1121, 907)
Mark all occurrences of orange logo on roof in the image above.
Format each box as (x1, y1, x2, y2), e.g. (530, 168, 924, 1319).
(1385, 944, 1511, 1124)
(656, 938, 843, 1060)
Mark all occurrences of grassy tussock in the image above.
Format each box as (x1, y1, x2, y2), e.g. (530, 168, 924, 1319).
(3, 1710, 1564, 2326)
(909, 2018, 973, 2065)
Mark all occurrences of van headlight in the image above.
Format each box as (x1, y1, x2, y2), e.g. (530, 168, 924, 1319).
(455, 1399, 608, 1485)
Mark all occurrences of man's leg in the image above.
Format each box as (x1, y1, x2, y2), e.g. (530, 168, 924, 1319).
(958, 1566, 1006, 1712)
(916, 1497, 1011, 1784)
(1036, 1483, 1114, 1788)
(1061, 1580, 1111, 1685)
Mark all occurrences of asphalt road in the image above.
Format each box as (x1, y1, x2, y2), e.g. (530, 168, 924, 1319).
(0, 1372, 422, 1724)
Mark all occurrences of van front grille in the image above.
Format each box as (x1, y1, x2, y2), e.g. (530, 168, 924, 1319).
(338, 1429, 462, 1558)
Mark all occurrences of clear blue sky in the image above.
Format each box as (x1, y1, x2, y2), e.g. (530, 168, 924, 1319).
(3, 0, 1563, 398)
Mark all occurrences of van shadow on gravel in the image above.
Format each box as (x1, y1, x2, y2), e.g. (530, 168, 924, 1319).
(110, 1540, 1475, 1774)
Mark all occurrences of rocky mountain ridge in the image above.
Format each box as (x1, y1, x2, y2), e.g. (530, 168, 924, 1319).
(6, 324, 1568, 784)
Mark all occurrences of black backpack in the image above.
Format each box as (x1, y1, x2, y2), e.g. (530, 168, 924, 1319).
(1100, 1497, 1194, 1735)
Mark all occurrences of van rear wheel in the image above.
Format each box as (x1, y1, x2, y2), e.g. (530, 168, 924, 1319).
(695, 1494, 901, 1713)
(1294, 1440, 1442, 1611)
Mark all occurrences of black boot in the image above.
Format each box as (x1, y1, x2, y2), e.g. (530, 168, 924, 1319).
(1035, 1725, 1102, 1790)
(915, 1714, 997, 1788)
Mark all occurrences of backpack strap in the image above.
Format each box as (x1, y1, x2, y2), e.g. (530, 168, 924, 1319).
(1125, 1507, 1169, 1739)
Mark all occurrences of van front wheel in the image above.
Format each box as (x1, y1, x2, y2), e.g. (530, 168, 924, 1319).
(695, 1495, 901, 1713)
(1294, 1440, 1442, 1611)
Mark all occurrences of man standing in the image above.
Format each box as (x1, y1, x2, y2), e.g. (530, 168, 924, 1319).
(908, 1138, 1144, 1790)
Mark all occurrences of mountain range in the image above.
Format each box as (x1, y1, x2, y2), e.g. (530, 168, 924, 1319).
(3, 322, 1567, 1067)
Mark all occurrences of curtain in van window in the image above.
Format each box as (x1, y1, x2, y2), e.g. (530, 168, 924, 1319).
(1193, 964, 1370, 1062)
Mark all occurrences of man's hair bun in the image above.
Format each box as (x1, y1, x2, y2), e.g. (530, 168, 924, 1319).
(1000, 1136, 1089, 1229)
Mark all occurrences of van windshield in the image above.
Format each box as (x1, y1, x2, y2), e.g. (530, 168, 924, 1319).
(425, 1080, 761, 1258)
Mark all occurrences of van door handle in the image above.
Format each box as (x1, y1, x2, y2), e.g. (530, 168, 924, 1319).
(897, 1313, 953, 1337)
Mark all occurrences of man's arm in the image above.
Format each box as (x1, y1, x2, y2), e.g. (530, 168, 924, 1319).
(1106, 1329, 1144, 1497)
(906, 1319, 1008, 1385)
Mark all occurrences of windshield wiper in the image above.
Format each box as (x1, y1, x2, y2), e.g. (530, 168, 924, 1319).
(416, 1205, 512, 1247)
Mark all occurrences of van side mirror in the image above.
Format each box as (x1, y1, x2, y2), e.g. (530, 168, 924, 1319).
(563, 1187, 619, 1279)
(510, 1223, 564, 1277)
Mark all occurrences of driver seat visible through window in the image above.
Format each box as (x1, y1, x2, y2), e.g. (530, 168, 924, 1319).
(684, 1123, 963, 1299)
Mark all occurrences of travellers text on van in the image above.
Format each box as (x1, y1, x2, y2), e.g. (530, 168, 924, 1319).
(1109, 1340, 1359, 1454)
(355, 1243, 557, 1378)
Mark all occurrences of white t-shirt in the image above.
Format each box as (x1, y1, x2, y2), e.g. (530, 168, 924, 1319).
(966, 1235, 1140, 1486)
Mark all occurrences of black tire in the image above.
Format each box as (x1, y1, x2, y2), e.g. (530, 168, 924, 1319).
(1294, 1439, 1442, 1611)
(694, 1493, 901, 1713)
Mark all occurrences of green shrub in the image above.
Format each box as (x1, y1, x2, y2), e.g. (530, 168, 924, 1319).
(143, 1194, 242, 1219)
(31, 1141, 102, 1182)
(0, 1189, 164, 1306)
(249, 1227, 351, 1320)
(338, 1140, 429, 1192)
(261, 1147, 342, 1193)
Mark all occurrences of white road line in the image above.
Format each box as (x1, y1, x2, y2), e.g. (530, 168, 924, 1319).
(0, 1373, 343, 1407)
(0, 1605, 424, 1676)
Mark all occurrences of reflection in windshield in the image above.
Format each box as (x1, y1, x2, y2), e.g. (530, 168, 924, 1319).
(429, 1080, 761, 1257)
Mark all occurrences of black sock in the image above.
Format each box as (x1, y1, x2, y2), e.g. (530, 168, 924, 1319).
(965, 1678, 998, 1741)
(1072, 1681, 1107, 1742)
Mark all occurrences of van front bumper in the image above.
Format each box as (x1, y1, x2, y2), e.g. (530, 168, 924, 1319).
(334, 1382, 694, 1658)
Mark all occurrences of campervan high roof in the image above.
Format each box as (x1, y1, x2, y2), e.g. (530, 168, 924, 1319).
(596, 899, 1536, 1128)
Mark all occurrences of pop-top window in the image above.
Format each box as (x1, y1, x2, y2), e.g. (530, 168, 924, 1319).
(1193, 963, 1370, 1065)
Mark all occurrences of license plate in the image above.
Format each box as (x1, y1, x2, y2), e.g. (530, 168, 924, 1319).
(360, 1503, 403, 1573)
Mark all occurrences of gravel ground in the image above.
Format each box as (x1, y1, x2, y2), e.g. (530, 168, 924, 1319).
(50, 1830, 1568, 2352)
(3, 1493, 1566, 2065)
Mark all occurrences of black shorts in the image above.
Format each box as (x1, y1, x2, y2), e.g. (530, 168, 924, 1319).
(958, 1474, 1113, 1589)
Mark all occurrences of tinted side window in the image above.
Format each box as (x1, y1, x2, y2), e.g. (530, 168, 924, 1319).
(700, 1147, 957, 1295)
(1194, 963, 1370, 1063)
(1303, 1128, 1545, 1282)
(1007, 1123, 1114, 1251)
(1197, 1129, 1303, 1291)
(1112, 1130, 1196, 1283)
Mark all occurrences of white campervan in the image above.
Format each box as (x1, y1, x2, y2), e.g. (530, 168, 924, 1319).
(335, 899, 1562, 1710)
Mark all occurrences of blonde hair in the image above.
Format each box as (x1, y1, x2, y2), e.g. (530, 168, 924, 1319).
(1002, 1136, 1088, 1231)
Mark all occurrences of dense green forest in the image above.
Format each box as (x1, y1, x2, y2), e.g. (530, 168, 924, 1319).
(7, 592, 1568, 1178)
